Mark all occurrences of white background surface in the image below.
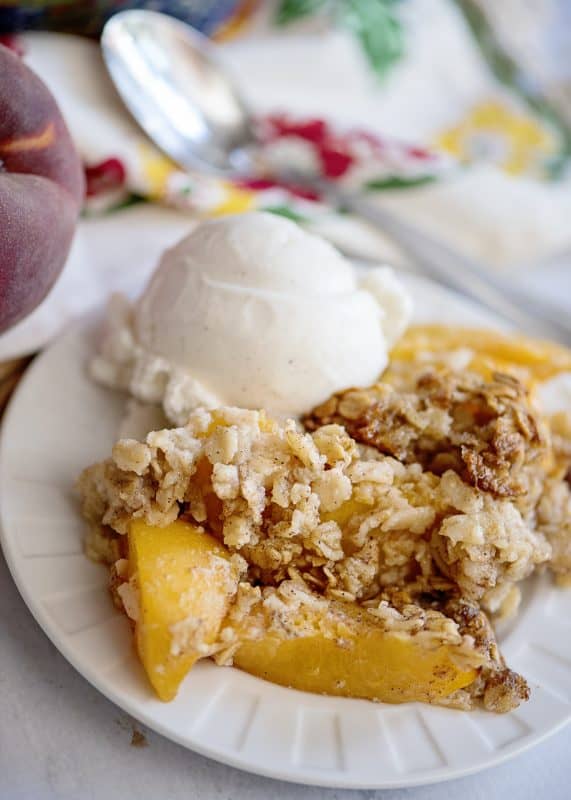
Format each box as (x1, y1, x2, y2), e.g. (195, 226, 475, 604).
(1, 256, 571, 799)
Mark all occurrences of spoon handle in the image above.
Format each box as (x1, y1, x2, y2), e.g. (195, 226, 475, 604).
(320, 183, 571, 346)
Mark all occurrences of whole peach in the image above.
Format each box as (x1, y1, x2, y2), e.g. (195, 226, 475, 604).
(0, 45, 85, 333)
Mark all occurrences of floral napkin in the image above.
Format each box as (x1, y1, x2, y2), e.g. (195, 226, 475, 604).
(12, 0, 570, 269)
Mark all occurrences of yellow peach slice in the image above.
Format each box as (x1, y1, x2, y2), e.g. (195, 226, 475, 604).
(128, 520, 480, 705)
(128, 519, 239, 701)
(234, 599, 479, 704)
(391, 324, 571, 385)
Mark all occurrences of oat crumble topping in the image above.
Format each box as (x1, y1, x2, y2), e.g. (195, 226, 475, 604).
(78, 364, 571, 713)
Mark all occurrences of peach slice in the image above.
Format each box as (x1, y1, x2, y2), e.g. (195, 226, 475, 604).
(234, 597, 479, 705)
(126, 520, 480, 704)
(391, 325, 571, 385)
(128, 519, 239, 701)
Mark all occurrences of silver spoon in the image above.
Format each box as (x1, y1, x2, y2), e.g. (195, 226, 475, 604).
(101, 9, 571, 345)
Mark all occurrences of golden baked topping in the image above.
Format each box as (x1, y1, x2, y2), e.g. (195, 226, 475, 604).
(305, 369, 549, 498)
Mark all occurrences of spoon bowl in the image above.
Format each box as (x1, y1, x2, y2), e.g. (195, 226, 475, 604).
(102, 9, 254, 174)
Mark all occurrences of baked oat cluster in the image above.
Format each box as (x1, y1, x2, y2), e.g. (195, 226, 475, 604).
(78, 366, 571, 712)
(304, 369, 549, 498)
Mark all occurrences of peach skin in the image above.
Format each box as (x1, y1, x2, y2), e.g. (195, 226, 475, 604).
(0, 45, 85, 333)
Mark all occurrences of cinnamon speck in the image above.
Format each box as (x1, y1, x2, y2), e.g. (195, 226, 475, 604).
(130, 727, 148, 748)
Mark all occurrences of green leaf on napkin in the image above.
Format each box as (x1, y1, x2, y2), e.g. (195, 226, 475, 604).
(365, 174, 436, 190)
(263, 205, 309, 223)
(338, 0, 404, 78)
(276, 0, 405, 78)
(276, 0, 328, 25)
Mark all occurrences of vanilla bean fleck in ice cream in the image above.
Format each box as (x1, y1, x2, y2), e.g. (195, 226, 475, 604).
(91, 212, 412, 423)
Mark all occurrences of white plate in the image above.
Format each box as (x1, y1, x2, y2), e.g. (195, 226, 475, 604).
(1, 275, 571, 789)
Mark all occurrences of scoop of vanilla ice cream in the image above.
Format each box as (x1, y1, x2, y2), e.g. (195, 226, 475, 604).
(91, 212, 412, 423)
